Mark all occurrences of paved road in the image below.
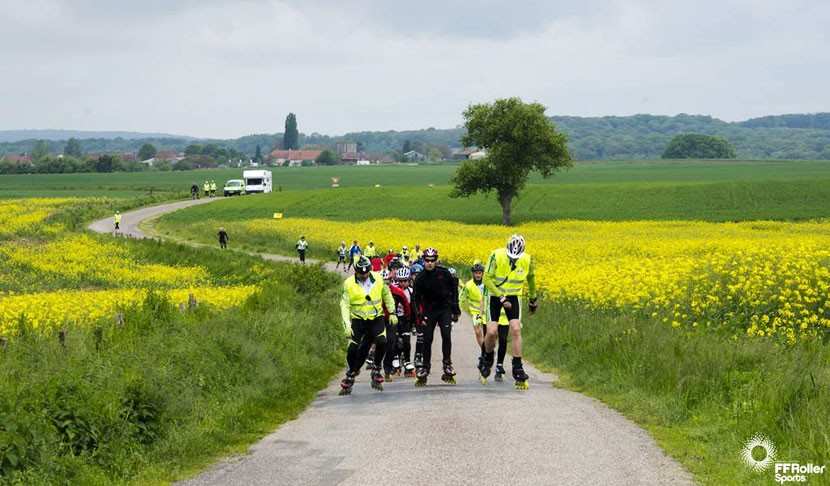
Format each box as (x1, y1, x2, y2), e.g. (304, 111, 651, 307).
(89, 200, 696, 486)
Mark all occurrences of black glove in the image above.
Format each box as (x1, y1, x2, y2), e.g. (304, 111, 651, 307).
(451, 313, 460, 323)
(528, 298, 538, 314)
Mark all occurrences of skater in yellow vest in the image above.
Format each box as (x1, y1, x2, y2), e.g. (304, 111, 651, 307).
(479, 234, 537, 389)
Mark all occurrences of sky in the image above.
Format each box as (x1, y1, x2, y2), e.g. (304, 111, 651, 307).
(1, 0, 828, 138)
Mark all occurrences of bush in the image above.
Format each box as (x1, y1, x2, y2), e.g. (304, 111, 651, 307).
(662, 133, 736, 159)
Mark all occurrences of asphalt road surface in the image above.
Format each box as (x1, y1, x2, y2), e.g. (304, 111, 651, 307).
(89, 199, 696, 486)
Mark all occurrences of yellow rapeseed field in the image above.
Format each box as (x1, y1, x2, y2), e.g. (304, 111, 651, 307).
(243, 217, 830, 343)
(0, 198, 258, 334)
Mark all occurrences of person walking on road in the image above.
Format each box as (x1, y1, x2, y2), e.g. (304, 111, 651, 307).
(203, 180, 210, 198)
(480, 234, 538, 389)
(412, 247, 460, 386)
(296, 235, 309, 263)
(347, 240, 361, 272)
(113, 211, 122, 232)
(190, 183, 199, 199)
(339, 256, 397, 395)
(218, 227, 229, 249)
(336, 241, 348, 271)
(210, 180, 217, 197)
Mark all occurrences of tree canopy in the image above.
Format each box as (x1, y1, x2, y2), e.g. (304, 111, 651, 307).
(138, 143, 157, 161)
(451, 97, 571, 225)
(315, 149, 337, 165)
(662, 133, 736, 159)
(63, 138, 83, 157)
(283, 113, 299, 150)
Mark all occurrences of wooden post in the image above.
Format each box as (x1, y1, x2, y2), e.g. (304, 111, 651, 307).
(58, 328, 67, 348)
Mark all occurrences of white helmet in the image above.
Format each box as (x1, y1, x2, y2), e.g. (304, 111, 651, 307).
(395, 267, 410, 281)
(506, 234, 526, 258)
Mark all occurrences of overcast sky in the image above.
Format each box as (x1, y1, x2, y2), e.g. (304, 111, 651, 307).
(1, 0, 828, 138)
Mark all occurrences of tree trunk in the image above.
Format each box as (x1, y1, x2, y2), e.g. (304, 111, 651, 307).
(499, 193, 513, 226)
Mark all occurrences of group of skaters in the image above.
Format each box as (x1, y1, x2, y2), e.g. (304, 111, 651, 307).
(190, 180, 218, 199)
(338, 234, 537, 395)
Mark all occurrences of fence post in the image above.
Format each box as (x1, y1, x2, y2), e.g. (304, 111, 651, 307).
(179, 303, 186, 313)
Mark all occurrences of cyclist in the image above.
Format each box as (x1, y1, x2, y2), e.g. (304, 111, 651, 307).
(480, 234, 537, 389)
(339, 256, 397, 395)
(412, 247, 460, 386)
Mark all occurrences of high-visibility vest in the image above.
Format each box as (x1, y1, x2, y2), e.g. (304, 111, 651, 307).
(485, 248, 533, 297)
(364, 246, 377, 257)
(459, 278, 483, 316)
(114, 214, 121, 224)
(342, 273, 386, 321)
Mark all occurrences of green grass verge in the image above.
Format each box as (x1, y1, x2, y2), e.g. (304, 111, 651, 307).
(523, 301, 830, 485)
(0, 239, 343, 485)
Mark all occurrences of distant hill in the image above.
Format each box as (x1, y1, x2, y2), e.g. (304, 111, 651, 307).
(2, 113, 829, 160)
(0, 129, 195, 143)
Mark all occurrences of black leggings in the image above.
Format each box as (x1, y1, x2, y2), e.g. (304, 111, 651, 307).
(346, 317, 386, 373)
(417, 310, 452, 373)
(481, 325, 509, 365)
(383, 317, 411, 372)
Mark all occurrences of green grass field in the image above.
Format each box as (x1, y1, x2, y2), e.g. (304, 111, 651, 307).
(3, 159, 830, 199)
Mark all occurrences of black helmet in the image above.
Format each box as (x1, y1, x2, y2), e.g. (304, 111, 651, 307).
(354, 256, 372, 274)
(471, 261, 485, 273)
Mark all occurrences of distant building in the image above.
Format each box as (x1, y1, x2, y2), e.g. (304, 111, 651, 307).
(403, 150, 426, 162)
(155, 150, 180, 162)
(451, 147, 479, 160)
(469, 150, 487, 160)
(270, 149, 322, 166)
(340, 152, 360, 163)
(356, 159, 372, 166)
(337, 142, 357, 155)
(1, 154, 32, 163)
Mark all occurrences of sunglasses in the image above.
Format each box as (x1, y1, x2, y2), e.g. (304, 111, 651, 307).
(424, 258, 437, 263)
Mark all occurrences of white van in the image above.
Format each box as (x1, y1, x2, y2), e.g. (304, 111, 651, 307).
(243, 170, 272, 193)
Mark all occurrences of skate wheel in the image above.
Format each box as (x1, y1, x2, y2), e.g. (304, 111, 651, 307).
(515, 381, 529, 390)
(479, 376, 488, 385)
(339, 388, 351, 396)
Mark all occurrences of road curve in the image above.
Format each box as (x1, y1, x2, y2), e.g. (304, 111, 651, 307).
(89, 199, 696, 486)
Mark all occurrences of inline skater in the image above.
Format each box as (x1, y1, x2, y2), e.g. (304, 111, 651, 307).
(409, 262, 425, 371)
(336, 241, 347, 271)
(413, 248, 460, 386)
(347, 240, 361, 272)
(480, 234, 537, 389)
(460, 261, 510, 382)
(383, 267, 413, 379)
(339, 256, 397, 395)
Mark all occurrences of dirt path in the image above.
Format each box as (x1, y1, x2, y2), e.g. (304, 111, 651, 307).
(88, 199, 696, 486)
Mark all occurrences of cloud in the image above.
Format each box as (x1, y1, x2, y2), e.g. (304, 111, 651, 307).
(0, 0, 828, 137)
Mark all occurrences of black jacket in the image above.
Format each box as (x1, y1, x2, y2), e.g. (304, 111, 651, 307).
(414, 265, 460, 316)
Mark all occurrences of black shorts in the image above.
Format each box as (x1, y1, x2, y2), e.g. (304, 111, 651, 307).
(338, 255, 346, 262)
(488, 295, 520, 322)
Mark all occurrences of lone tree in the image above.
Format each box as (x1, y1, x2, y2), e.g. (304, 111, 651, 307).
(316, 149, 338, 165)
(662, 133, 736, 159)
(64, 138, 83, 157)
(138, 143, 157, 161)
(451, 97, 571, 225)
(283, 113, 299, 150)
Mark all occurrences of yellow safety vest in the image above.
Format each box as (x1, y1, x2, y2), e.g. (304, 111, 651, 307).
(484, 248, 536, 298)
(364, 246, 377, 258)
(459, 279, 483, 317)
(340, 272, 394, 324)
(114, 214, 121, 224)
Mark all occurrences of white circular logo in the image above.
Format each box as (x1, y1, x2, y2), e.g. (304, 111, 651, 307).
(741, 434, 777, 472)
